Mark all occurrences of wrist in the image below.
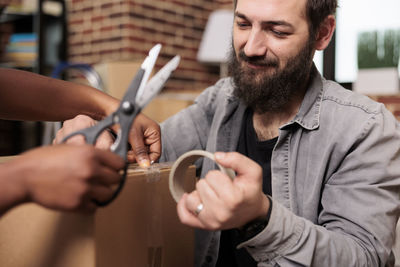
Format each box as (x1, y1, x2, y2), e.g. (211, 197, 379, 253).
(238, 195, 272, 241)
(0, 158, 30, 212)
(103, 97, 120, 117)
(8, 157, 31, 203)
(83, 87, 120, 120)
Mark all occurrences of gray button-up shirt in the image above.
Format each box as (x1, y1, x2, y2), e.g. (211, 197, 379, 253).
(160, 67, 400, 267)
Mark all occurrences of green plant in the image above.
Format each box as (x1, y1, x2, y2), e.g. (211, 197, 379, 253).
(357, 29, 400, 69)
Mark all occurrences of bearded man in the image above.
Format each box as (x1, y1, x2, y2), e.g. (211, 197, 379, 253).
(57, 0, 400, 266)
(160, 0, 400, 265)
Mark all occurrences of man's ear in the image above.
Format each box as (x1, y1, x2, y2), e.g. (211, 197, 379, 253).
(315, 15, 336, 50)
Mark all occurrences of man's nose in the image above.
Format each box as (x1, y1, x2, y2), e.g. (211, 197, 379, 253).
(243, 29, 267, 57)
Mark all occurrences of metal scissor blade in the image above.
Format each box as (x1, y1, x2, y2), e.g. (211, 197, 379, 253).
(119, 44, 162, 104)
(136, 55, 181, 108)
(135, 44, 162, 101)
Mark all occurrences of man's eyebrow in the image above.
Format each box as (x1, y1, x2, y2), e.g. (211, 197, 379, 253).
(235, 11, 248, 20)
(235, 11, 294, 29)
(263, 21, 294, 29)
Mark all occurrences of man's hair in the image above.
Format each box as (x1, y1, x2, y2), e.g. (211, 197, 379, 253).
(233, 0, 337, 38)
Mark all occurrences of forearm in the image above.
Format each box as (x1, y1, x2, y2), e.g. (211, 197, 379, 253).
(240, 201, 381, 266)
(0, 158, 28, 216)
(0, 68, 119, 121)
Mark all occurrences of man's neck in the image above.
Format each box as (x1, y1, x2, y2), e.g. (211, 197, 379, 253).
(252, 84, 307, 141)
(252, 108, 296, 141)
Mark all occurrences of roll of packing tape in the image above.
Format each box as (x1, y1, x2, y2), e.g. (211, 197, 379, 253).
(169, 150, 236, 203)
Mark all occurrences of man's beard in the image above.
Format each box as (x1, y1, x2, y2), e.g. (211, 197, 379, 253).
(228, 39, 315, 113)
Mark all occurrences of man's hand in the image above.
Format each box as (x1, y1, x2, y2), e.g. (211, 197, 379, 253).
(127, 113, 161, 166)
(54, 113, 161, 166)
(177, 152, 270, 230)
(54, 114, 114, 149)
(0, 144, 125, 214)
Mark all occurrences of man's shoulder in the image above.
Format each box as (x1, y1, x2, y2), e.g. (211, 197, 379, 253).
(202, 77, 235, 96)
(195, 77, 236, 105)
(321, 80, 385, 116)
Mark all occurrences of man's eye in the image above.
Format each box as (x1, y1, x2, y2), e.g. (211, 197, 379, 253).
(236, 21, 250, 28)
(272, 30, 288, 37)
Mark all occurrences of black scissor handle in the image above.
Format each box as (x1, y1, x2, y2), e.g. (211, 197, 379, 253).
(94, 164, 128, 207)
(61, 115, 127, 207)
(60, 115, 114, 145)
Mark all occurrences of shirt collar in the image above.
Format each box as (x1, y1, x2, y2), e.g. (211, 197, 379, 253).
(282, 65, 324, 131)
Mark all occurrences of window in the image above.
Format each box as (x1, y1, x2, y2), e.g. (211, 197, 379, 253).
(335, 0, 400, 83)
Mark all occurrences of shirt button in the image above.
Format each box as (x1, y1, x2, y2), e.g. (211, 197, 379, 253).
(206, 256, 213, 263)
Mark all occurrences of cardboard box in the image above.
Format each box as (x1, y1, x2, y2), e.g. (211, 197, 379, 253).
(0, 162, 195, 267)
(142, 92, 199, 123)
(94, 61, 143, 100)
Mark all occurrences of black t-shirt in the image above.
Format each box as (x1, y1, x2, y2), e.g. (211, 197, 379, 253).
(216, 108, 277, 267)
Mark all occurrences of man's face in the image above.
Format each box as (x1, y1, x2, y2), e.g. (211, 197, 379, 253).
(230, 0, 315, 112)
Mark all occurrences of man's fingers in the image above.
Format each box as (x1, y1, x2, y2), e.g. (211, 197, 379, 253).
(147, 139, 161, 163)
(129, 114, 161, 166)
(54, 115, 96, 145)
(145, 125, 161, 158)
(214, 152, 262, 180)
(204, 170, 235, 201)
(67, 135, 87, 145)
(79, 197, 97, 213)
(127, 151, 136, 163)
(196, 175, 221, 205)
(88, 184, 114, 203)
(177, 193, 205, 229)
(130, 130, 151, 167)
(184, 190, 202, 214)
(94, 130, 114, 150)
(83, 202, 97, 213)
(57, 132, 86, 145)
(94, 149, 125, 171)
(91, 165, 122, 185)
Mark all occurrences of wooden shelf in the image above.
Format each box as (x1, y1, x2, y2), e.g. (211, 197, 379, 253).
(0, 1, 67, 154)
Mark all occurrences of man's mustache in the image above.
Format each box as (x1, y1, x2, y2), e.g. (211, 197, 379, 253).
(238, 50, 279, 67)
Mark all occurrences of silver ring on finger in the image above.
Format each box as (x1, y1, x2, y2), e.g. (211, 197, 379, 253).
(194, 203, 204, 215)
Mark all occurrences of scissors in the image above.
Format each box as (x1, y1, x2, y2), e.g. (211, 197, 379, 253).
(62, 44, 180, 206)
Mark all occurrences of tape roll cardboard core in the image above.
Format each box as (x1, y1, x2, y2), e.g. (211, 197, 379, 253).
(169, 150, 235, 203)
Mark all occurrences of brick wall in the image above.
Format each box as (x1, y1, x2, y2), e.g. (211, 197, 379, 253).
(66, 0, 234, 91)
(217, 0, 234, 9)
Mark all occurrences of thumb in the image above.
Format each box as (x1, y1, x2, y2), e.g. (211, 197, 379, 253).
(214, 152, 262, 183)
(129, 130, 151, 167)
